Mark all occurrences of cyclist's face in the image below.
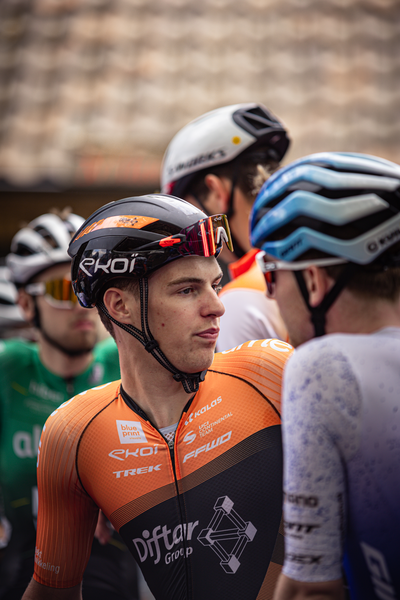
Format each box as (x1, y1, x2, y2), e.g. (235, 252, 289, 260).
(273, 269, 313, 348)
(147, 256, 225, 374)
(34, 264, 99, 354)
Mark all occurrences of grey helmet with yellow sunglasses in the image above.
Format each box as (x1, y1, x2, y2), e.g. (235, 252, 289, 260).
(6, 210, 84, 314)
(68, 193, 233, 393)
(7, 211, 84, 287)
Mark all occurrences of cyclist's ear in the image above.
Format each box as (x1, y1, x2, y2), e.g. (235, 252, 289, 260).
(18, 288, 35, 322)
(303, 266, 334, 308)
(103, 287, 140, 329)
(203, 174, 231, 215)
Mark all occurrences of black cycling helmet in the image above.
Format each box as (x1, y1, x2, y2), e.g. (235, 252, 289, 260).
(68, 194, 233, 393)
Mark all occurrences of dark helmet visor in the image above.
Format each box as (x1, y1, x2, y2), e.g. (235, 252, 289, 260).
(160, 214, 233, 257)
(73, 214, 232, 308)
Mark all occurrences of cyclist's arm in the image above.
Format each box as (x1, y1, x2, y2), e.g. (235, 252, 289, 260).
(273, 573, 345, 600)
(280, 342, 361, 589)
(33, 400, 99, 589)
(22, 579, 82, 600)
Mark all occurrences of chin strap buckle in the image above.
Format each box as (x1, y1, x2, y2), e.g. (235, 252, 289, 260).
(144, 339, 159, 353)
(173, 370, 208, 393)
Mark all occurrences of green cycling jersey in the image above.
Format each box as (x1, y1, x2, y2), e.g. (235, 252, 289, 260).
(0, 336, 123, 598)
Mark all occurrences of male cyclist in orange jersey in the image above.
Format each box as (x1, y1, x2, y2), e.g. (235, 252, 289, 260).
(22, 194, 293, 600)
(161, 103, 290, 350)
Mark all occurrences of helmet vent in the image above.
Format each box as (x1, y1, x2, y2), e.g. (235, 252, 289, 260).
(243, 107, 278, 130)
(0, 297, 13, 306)
(33, 226, 57, 249)
(13, 242, 35, 257)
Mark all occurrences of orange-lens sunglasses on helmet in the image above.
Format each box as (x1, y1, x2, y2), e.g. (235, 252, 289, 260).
(25, 278, 78, 308)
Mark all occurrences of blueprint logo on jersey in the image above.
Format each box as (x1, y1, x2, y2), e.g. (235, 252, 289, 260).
(116, 420, 148, 444)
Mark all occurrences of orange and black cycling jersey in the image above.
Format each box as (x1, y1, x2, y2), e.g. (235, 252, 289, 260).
(34, 339, 292, 600)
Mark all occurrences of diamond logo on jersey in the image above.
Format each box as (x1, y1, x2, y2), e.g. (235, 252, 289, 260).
(116, 420, 148, 444)
(198, 496, 257, 574)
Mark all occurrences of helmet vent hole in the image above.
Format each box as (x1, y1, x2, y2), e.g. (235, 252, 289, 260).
(33, 226, 57, 249)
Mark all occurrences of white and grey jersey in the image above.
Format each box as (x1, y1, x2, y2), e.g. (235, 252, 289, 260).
(281, 328, 400, 599)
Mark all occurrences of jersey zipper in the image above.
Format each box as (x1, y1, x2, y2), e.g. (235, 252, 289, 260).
(169, 433, 193, 599)
(120, 386, 195, 598)
(161, 400, 195, 600)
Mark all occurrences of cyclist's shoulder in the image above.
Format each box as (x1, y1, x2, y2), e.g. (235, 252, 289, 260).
(0, 337, 37, 369)
(44, 380, 121, 434)
(209, 339, 293, 414)
(284, 333, 379, 391)
(290, 330, 394, 367)
(212, 338, 293, 368)
(210, 338, 293, 383)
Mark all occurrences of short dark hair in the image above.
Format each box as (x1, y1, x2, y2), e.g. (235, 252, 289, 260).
(326, 262, 400, 302)
(187, 153, 279, 205)
(97, 277, 140, 339)
(300, 244, 400, 302)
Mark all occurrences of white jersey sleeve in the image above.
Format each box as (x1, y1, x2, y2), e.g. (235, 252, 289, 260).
(217, 288, 286, 352)
(281, 339, 362, 582)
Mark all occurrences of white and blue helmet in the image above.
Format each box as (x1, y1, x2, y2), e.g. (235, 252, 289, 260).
(251, 152, 400, 265)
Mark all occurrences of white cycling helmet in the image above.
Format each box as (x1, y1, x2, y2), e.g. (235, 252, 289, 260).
(161, 103, 290, 199)
(0, 267, 26, 330)
(7, 212, 84, 285)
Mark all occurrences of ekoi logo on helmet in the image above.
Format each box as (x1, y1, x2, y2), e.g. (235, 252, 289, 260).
(79, 257, 138, 277)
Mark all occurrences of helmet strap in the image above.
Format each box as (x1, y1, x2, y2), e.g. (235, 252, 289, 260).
(294, 263, 357, 337)
(33, 298, 41, 330)
(98, 278, 207, 394)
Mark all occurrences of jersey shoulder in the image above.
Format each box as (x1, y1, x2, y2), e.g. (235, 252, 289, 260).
(41, 380, 121, 448)
(0, 338, 37, 376)
(210, 338, 293, 414)
(285, 329, 400, 384)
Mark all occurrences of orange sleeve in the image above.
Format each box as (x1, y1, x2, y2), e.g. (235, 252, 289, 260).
(33, 382, 121, 588)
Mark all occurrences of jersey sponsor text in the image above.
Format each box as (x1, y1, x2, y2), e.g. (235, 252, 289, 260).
(109, 446, 159, 461)
(113, 464, 161, 478)
(116, 420, 148, 444)
(183, 431, 232, 463)
(133, 521, 199, 565)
